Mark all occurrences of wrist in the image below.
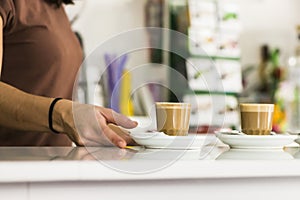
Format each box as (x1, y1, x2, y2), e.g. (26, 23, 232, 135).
(51, 99, 73, 133)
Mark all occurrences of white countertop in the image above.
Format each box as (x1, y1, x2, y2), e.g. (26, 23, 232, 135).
(2, 116, 299, 199)
(1, 140, 300, 183)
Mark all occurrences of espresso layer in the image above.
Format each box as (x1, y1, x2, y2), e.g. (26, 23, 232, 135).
(241, 111, 273, 135)
(156, 107, 190, 136)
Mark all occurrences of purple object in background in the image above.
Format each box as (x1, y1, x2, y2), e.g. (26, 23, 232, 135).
(148, 83, 163, 102)
(104, 53, 128, 112)
(104, 54, 115, 100)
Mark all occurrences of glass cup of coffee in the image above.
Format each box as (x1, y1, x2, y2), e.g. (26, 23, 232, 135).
(155, 102, 191, 136)
(239, 103, 274, 135)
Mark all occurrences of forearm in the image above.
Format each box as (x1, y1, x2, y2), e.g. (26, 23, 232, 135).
(0, 81, 137, 147)
(0, 81, 57, 132)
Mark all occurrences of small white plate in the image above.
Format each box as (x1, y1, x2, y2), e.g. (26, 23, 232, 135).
(130, 132, 207, 150)
(216, 131, 298, 149)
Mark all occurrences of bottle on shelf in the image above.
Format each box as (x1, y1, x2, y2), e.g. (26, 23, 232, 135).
(286, 25, 300, 133)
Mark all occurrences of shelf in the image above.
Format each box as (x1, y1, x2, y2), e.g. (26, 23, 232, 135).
(189, 54, 240, 61)
(185, 90, 239, 97)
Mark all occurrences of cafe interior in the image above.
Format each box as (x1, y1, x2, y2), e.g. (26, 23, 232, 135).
(70, 0, 300, 133)
(3, 0, 300, 199)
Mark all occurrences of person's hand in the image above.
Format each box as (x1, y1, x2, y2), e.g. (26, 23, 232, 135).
(53, 100, 138, 148)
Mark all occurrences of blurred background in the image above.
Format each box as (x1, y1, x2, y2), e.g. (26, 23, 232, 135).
(66, 0, 300, 133)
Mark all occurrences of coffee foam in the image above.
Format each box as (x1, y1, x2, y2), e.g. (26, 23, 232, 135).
(155, 102, 191, 109)
(239, 104, 274, 112)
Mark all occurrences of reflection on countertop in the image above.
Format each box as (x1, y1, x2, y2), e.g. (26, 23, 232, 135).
(0, 146, 224, 161)
(0, 145, 299, 162)
(0, 147, 136, 161)
(216, 148, 294, 160)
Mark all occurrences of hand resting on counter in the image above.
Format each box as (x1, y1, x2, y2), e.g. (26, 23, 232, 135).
(53, 99, 138, 147)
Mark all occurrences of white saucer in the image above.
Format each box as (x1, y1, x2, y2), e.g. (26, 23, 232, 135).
(130, 132, 207, 150)
(293, 135, 300, 145)
(216, 131, 298, 149)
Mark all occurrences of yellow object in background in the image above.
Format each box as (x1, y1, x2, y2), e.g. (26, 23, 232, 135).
(120, 70, 134, 116)
(272, 103, 286, 133)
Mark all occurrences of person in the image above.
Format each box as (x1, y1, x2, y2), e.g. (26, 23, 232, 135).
(0, 0, 137, 147)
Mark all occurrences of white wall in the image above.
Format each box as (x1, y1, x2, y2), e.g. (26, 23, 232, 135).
(70, 0, 146, 56)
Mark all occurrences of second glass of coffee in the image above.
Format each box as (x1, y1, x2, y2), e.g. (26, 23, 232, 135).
(155, 102, 191, 136)
(240, 103, 274, 135)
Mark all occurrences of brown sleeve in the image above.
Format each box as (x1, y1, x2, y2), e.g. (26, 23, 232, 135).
(0, 0, 15, 28)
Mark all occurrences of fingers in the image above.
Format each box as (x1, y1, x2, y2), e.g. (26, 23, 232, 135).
(107, 123, 130, 135)
(101, 125, 127, 148)
(107, 123, 136, 145)
(99, 108, 138, 129)
(98, 115, 127, 148)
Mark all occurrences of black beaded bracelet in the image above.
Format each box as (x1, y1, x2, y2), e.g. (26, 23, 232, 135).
(48, 98, 63, 134)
